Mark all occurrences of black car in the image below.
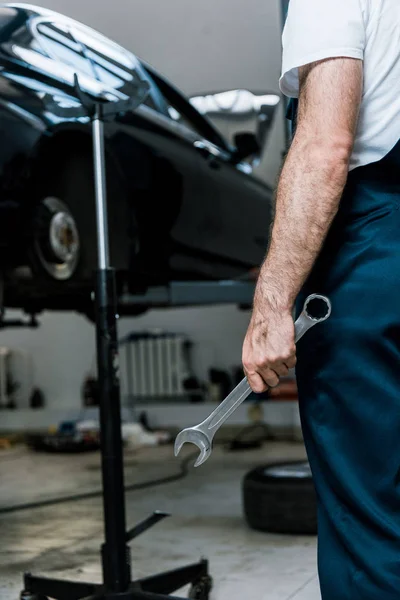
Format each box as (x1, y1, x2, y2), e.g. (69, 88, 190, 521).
(0, 3, 274, 318)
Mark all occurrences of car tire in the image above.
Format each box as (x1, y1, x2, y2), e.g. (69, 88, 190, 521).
(29, 150, 130, 287)
(242, 461, 317, 535)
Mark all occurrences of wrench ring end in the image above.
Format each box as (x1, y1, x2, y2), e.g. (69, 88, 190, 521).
(304, 294, 332, 323)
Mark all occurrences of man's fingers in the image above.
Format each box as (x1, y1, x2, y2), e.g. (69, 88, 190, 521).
(244, 353, 295, 391)
(246, 371, 269, 394)
(254, 353, 293, 381)
(273, 363, 290, 378)
(261, 368, 280, 388)
(246, 365, 280, 391)
(285, 355, 297, 369)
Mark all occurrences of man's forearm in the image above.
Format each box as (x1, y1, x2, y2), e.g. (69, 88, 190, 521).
(255, 137, 350, 312)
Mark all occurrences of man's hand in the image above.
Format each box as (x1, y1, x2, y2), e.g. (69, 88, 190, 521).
(242, 291, 296, 393)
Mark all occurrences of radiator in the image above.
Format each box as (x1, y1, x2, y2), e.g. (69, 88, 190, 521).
(120, 332, 192, 401)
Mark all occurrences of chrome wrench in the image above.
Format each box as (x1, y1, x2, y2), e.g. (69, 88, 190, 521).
(174, 294, 331, 467)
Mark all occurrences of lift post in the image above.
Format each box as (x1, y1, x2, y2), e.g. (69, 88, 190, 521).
(21, 75, 212, 600)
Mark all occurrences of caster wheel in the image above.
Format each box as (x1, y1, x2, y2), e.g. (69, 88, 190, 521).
(189, 575, 213, 600)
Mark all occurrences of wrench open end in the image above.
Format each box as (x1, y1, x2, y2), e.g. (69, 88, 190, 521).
(174, 428, 212, 467)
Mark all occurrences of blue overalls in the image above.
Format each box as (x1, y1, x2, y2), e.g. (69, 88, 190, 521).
(290, 99, 400, 599)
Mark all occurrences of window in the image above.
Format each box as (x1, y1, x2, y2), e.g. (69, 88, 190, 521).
(151, 70, 229, 150)
(0, 7, 17, 31)
(36, 22, 93, 78)
(70, 26, 158, 110)
(72, 25, 133, 90)
(166, 102, 204, 136)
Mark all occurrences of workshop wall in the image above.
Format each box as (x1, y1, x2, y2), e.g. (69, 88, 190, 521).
(0, 305, 251, 411)
(1, 0, 287, 416)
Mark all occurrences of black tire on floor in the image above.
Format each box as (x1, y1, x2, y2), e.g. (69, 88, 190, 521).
(242, 461, 317, 535)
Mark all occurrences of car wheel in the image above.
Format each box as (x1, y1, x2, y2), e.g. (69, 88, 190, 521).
(29, 151, 131, 287)
(242, 461, 317, 534)
(31, 195, 80, 281)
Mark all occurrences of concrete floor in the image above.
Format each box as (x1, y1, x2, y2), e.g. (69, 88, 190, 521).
(0, 441, 320, 600)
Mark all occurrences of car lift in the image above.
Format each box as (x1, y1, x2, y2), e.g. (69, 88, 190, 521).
(20, 76, 219, 600)
(118, 280, 255, 309)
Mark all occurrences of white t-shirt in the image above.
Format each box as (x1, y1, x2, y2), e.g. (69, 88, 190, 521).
(280, 0, 400, 171)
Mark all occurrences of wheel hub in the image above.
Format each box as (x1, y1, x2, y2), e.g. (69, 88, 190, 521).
(34, 197, 80, 281)
(49, 211, 79, 263)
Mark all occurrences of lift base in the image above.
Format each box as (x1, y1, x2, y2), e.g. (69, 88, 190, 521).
(21, 560, 212, 600)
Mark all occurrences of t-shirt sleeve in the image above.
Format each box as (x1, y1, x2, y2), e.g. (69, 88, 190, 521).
(280, 0, 366, 98)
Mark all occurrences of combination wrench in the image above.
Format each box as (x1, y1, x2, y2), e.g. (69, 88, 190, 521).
(174, 294, 331, 467)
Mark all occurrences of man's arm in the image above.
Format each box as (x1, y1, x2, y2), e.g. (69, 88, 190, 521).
(243, 57, 363, 392)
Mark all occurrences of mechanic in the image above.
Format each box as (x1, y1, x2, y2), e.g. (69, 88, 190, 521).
(242, 0, 400, 598)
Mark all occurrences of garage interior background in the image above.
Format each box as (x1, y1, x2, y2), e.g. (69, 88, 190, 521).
(0, 0, 288, 429)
